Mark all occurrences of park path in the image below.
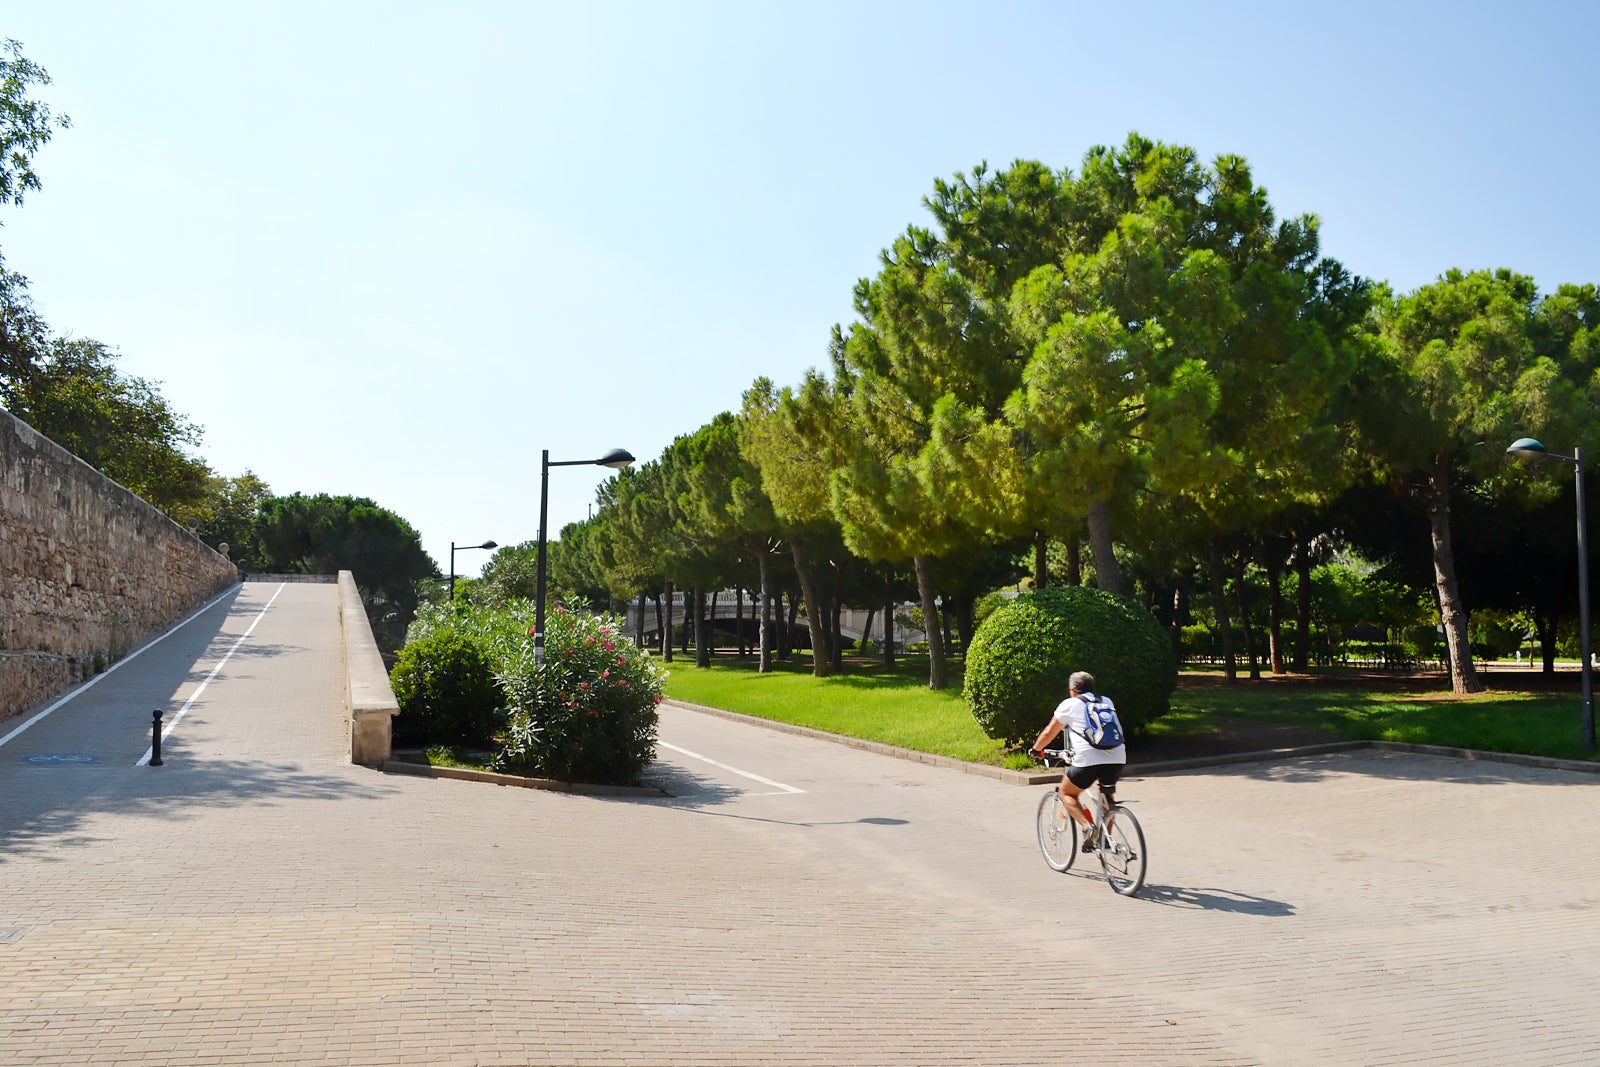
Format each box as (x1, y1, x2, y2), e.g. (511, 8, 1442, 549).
(0, 579, 1596, 1064)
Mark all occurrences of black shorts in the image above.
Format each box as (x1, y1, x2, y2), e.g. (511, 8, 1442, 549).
(1066, 763, 1124, 790)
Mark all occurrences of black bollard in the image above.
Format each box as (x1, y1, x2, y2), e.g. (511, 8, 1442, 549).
(150, 709, 163, 766)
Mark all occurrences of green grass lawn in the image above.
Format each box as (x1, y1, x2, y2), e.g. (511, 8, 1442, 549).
(663, 654, 1600, 766)
(1156, 684, 1596, 761)
(662, 654, 1010, 764)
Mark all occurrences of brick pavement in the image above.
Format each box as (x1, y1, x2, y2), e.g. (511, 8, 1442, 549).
(1, 579, 1597, 1065)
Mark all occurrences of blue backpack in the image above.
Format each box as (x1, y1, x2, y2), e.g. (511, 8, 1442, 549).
(1078, 695, 1125, 750)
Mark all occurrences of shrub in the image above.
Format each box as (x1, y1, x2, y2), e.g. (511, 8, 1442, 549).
(389, 629, 504, 748)
(496, 606, 666, 785)
(964, 585, 1177, 747)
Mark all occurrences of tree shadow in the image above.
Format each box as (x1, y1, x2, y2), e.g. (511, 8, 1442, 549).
(1144, 748, 1600, 787)
(0, 757, 394, 863)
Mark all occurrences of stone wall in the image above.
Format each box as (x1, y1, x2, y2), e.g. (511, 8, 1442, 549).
(0, 409, 239, 720)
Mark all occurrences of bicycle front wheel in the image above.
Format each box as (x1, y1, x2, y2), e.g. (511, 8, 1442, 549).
(1036, 790, 1077, 872)
(1098, 806, 1147, 896)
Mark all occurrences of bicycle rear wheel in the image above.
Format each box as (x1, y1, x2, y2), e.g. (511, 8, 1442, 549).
(1036, 790, 1077, 872)
(1098, 806, 1146, 896)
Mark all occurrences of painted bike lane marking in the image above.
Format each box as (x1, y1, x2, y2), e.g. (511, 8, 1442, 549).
(0, 584, 241, 752)
(656, 740, 806, 795)
(134, 583, 286, 766)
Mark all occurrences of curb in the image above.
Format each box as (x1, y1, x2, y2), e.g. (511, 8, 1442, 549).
(378, 759, 667, 797)
(663, 700, 1600, 782)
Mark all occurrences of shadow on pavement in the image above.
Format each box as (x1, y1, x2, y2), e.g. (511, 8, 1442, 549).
(0, 758, 393, 864)
(1152, 750, 1598, 787)
(1134, 883, 1296, 915)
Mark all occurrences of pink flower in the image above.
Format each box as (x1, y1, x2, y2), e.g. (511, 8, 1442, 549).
(585, 635, 596, 645)
(602, 639, 616, 652)
(579, 681, 590, 690)
(600, 670, 610, 679)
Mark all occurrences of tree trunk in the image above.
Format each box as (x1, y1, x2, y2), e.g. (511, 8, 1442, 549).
(636, 589, 647, 648)
(1293, 530, 1313, 672)
(1086, 498, 1124, 594)
(1423, 462, 1484, 694)
(952, 590, 976, 659)
(1538, 612, 1556, 673)
(1233, 551, 1261, 680)
(788, 534, 831, 677)
(1266, 552, 1286, 674)
(1207, 538, 1237, 683)
(884, 581, 897, 666)
(786, 596, 800, 659)
(1067, 539, 1082, 586)
(831, 590, 845, 671)
(914, 554, 948, 690)
(735, 586, 746, 658)
(757, 558, 772, 673)
(680, 586, 691, 655)
(694, 585, 709, 668)
(710, 590, 719, 656)
(861, 606, 876, 655)
(1034, 531, 1049, 588)
(660, 580, 674, 663)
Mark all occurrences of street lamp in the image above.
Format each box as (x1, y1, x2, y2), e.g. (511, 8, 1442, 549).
(449, 540, 498, 602)
(1506, 437, 1595, 750)
(534, 448, 635, 663)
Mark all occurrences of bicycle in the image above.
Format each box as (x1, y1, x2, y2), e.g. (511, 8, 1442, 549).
(1033, 748, 1147, 897)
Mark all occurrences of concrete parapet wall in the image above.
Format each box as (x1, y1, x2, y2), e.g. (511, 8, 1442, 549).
(0, 408, 238, 720)
(339, 570, 399, 764)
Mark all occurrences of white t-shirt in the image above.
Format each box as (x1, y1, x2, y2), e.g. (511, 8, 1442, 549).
(1052, 691, 1126, 767)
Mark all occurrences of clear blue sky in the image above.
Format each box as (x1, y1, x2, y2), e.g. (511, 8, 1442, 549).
(3, 1, 1597, 579)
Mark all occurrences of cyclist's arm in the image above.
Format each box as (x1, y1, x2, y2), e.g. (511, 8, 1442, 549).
(1029, 717, 1064, 758)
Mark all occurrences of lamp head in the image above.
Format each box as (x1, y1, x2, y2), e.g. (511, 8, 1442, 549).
(1507, 437, 1548, 456)
(597, 448, 635, 469)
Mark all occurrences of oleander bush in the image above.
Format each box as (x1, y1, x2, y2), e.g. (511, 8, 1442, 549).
(394, 599, 664, 783)
(496, 605, 666, 785)
(964, 586, 1177, 747)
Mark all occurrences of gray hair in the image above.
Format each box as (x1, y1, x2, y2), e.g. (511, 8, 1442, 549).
(1069, 670, 1095, 694)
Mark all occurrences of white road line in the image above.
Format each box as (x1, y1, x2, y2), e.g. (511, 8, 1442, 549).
(135, 583, 285, 766)
(0, 583, 242, 751)
(656, 740, 806, 794)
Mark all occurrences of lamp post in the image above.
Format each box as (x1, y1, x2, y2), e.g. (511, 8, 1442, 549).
(1506, 437, 1595, 750)
(534, 447, 635, 664)
(448, 540, 498, 602)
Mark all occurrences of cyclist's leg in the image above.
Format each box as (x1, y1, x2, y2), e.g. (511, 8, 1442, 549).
(1093, 764, 1124, 830)
(1058, 765, 1096, 830)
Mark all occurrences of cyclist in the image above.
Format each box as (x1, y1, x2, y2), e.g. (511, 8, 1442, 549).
(1028, 670, 1126, 852)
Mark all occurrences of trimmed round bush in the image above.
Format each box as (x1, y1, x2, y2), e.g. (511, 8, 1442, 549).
(964, 585, 1177, 747)
(495, 606, 666, 785)
(389, 629, 504, 748)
